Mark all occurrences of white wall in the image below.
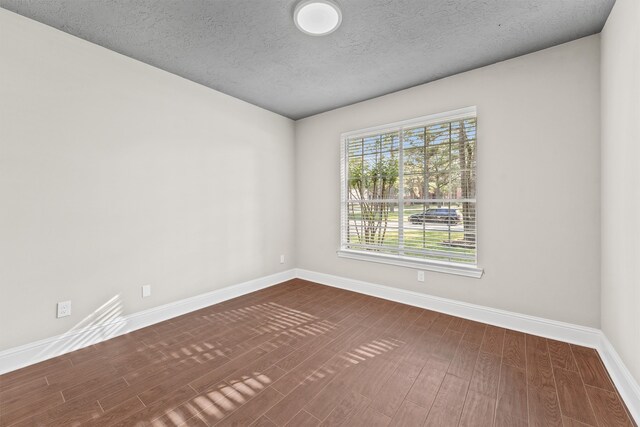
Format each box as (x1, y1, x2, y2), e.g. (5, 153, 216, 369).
(0, 9, 296, 350)
(296, 36, 602, 327)
(601, 0, 640, 384)
(0, 6, 609, 356)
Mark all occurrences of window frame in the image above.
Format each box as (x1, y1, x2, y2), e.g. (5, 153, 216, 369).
(338, 106, 483, 278)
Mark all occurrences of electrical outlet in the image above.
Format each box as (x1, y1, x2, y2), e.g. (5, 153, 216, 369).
(417, 271, 425, 282)
(142, 285, 151, 298)
(57, 301, 71, 318)
(280, 254, 285, 264)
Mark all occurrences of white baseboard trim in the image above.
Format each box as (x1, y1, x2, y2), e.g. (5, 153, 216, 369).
(295, 269, 602, 346)
(597, 335, 640, 423)
(0, 269, 296, 375)
(1, 267, 637, 423)
(295, 268, 640, 422)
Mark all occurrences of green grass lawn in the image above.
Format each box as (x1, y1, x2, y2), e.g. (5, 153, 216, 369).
(346, 204, 476, 261)
(369, 229, 473, 255)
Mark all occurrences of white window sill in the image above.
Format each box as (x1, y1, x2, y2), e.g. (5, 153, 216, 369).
(337, 249, 484, 279)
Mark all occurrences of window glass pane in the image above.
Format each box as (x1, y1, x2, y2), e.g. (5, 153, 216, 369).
(345, 201, 399, 249)
(342, 111, 477, 267)
(403, 127, 426, 149)
(403, 147, 425, 175)
(450, 130, 476, 172)
(449, 174, 462, 199)
(427, 122, 451, 145)
(401, 202, 476, 263)
(403, 145, 427, 200)
(381, 132, 400, 152)
(348, 138, 363, 157)
(453, 169, 476, 199)
(357, 132, 399, 155)
(347, 133, 399, 200)
(362, 136, 379, 155)
(427, 142, 451, 172)
(428, 172, 451, 199)
(348, 155, 399, 200)
(404, 173, 428, 200)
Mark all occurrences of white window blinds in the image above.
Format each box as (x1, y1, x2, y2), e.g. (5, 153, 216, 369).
(340, 107, 478, 269)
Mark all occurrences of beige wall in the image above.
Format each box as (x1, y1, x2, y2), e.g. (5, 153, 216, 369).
(0, 7, 609, 355)
(0, 9, 296, 350)
(601, 0, 640, 384)
(296, 36, 602, 327)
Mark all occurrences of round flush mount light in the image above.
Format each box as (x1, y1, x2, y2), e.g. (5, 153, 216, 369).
(294, 0, 342, 36)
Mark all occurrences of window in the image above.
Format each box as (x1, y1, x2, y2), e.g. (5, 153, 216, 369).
(339, 107, 482, 278)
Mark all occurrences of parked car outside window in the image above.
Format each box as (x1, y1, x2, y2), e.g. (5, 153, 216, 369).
(408, 208, 462, 224)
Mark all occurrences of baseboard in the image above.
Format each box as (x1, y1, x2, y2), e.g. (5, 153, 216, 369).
(0, 269, 296, 375)
(295, 268, 640, 422)
(2, 267, 637, 423)
(295, 269, 602, 346)
(597, 335, 640, 422)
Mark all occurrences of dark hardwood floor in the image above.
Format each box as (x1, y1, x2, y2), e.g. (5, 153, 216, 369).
(0, 279, 635, 426)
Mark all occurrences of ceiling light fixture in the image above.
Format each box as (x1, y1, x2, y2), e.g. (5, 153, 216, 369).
(294, 0, 342, 36)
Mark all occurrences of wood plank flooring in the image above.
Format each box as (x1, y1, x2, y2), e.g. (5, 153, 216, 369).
(0, 279, 635, 426)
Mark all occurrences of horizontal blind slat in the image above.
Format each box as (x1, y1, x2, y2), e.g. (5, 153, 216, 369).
(342, 112, 477, 266)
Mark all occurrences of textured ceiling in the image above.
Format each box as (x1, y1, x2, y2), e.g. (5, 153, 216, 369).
(0, 0, 615, 119)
